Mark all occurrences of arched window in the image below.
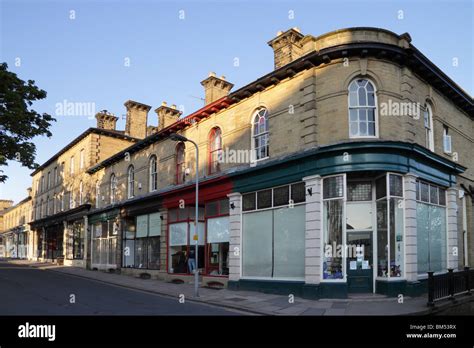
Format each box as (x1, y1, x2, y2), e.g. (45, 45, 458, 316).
(348, 78, 377, 137)
(149, 156, 158, 192)
(424, 103, 434, 151)
(208, 127, 222, 174)
(95, 181, 101, 208)
(127, 166, 135, 198)
(252, 108, 269, 160)
(176, 143, 185, 185)
(110, 174, 117, 203)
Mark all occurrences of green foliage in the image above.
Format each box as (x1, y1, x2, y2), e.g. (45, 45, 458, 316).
(0, 62, 55, 182)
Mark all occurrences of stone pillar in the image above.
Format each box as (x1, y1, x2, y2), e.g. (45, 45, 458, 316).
(63, 221, 68, 260)
(404, 173, 418, 282)
(227, 193, 242, 282)
(303, 175, 322, 284)
(447, 187, 459, 270)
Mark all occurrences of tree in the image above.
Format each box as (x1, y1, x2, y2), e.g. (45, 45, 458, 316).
(0, 62, 55, 182)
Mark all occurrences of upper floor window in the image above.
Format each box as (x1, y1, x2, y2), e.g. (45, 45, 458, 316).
(47, 171, 51, 190)
(79, 181, 83, 205)
(127, 166, 135, 198)
(110, 174, 117, 204)
(348, 79, 377, 137)
(176, 143, 185, 185)
(95, 181, 101, 208)
(80, 149, 85, 169)
(208, 127, 222, 174)
(40, 176, 44, 193)
(149, 156, 158, 192)
(70, 156, 75, 175)
(252, 108, 269, 161)
(53, 167, 58, 185)
(443, 125, 452, 154)
(423, 103, 434, 151)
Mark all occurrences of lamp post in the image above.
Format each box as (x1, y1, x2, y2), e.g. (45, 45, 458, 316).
(170, 133, 199, 297)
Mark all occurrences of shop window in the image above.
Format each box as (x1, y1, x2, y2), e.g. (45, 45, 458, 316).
(257, 189, 272, 209)
(66, 222, 84, 260)
(242, 192, 256, 211)
(347, 181, 372, 201)
(208, 127, 222, 174)
(273, 186, 289, 207)
(416, 180, 447, 274)
(243, 182, 305, 212)
(242, 202, 305, 279)
(348, 78, 377, 137)
(376, 174, 404, 278)
(205, 199, 230, 276)
(124, 213, 161, 269)
(322, 199, 344, 279)
(252, 108, 269, 160)
(291, 183, 305, 203)
(323, 176, 344, 199)
(123, 218, 136, 267)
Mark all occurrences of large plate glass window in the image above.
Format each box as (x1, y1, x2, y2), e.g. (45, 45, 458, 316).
(375, 174, 404, 278)
(322, 175, 345, 280)
(416, 180, 447, 274)
(205, 198, 230, 276)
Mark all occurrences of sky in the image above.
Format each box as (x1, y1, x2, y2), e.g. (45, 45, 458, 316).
(0, 0, 472, 204)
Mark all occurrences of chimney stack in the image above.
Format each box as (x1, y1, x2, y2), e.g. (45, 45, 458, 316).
(200, 72, 233, 105)
(124, 100, 151, 139)
(95, 110, 118, 130)
(155, 102, 182, 131)
(267, 27, 304, 69)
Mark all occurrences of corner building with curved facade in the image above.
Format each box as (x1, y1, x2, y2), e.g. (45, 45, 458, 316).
(18, 27, 474, 299)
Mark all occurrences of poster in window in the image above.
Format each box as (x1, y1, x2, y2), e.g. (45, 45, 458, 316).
(136, 215, 148, 238)
(148, 213, 161, 236)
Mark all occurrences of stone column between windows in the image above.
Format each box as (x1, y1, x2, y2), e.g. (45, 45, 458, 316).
(302, 175, 321, 284)
(83, 215, 88, 268)
(227, 192, 242, 282)
(446, 187, 458, 270)
(403, 173, 418, 282)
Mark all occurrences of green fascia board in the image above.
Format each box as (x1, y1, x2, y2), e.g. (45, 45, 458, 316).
(231, 141, 465, 192)
(88, 208, 120, 224)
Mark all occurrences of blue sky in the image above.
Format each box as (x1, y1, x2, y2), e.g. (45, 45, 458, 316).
(0, 0, 472, 204)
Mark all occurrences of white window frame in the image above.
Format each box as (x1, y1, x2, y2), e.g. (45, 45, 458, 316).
(127, 166, 135, 199)
(95, 181, 100, 208)
(443, 126, 452, 154)
(348, 78, 379, 139)
(110, 174, 117, 204)
(320, 173, 347, 283)
(79, 181, 83, 205)
(149, 156, 157, 192)
(424, 104, 435, 152)
(80, 149, 85, 169)
(251, 108, 269, 162)
(70, 156, 75, 175)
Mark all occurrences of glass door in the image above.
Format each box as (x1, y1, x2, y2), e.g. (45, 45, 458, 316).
(346, 231, 373, 293)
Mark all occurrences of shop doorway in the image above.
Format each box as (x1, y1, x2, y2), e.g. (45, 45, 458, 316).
(346, 231, 373, 293)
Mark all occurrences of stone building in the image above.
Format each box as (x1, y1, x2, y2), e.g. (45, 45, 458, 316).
(3, 27, 471, 298)
(28, 111, 139, 266)
(82, 27, 473, 298)
(1, 191, 33, 259)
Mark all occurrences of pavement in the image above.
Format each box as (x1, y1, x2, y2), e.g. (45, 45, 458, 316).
(1, 259, 457, 316)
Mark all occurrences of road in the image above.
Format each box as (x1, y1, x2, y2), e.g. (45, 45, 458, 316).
(0, 260, 243, 315)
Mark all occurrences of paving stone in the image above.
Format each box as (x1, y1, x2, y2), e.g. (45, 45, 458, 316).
(302, 308, 325, 316)
(323, 308, 346, 315)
